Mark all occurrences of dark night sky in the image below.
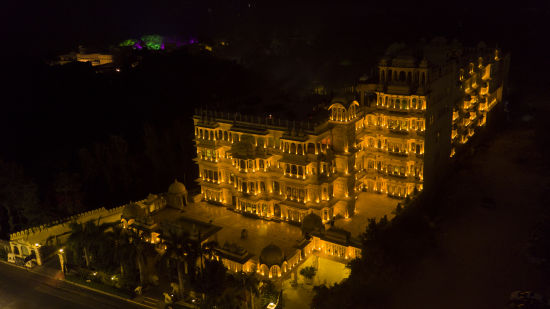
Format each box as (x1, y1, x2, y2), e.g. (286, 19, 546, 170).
(1, 0, 549, 149)
(6, 0, 547, 56)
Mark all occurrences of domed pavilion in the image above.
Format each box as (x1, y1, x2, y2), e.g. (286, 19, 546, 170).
(167, 179, 188, 209)
(258, 244, 287, 278)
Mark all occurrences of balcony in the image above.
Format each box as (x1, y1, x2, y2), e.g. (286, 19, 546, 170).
(479, 102, 487, 112)
(387, 108, 411, 115)
(388, 128, 409, 135)
(388, 150, 408, 157)
(480, 85, 489, 96)
(377, 170, 409, 180)
(283, 172, 307, 180)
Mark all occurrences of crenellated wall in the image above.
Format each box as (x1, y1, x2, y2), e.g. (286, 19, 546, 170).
(8, 200, 146, 257)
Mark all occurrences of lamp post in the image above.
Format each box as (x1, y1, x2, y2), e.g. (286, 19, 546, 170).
(57, 249, 67, 275)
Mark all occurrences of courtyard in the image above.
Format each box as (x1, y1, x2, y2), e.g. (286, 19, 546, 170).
(183, 202, 304, 260)
(334, 192, 399, 237)
(282, 255, 351, 309)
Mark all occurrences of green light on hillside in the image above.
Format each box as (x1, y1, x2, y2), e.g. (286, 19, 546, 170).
(119, 39, 137, 47)
(141, 34, 163, 50)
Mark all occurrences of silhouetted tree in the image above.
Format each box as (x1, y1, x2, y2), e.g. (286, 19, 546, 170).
(162, 228, 192, 298)
(0, 159, 43, 235)
(66, 219, 113, 268)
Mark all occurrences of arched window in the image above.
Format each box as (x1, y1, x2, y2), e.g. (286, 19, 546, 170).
(395, 99, 400, 109)
(290, 143, 296, 154)
(381, 70, 385, 82)
(209, 131, 214, 140)
(401, 99, 407, 109)
(412, 98, 417, 109)
(224, 131, 228, 140)
(291, 165, 297, 175)
(399, 71, 405, 81)
(297, 144, 303, 155)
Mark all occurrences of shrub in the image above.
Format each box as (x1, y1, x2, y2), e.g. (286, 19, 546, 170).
(300, 266, 317, 280)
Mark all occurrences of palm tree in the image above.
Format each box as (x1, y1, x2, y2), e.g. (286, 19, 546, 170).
(216, 275, 246, 309)
(198, 259, 228, 306)
(201, 240, 218, 262)
(162, 228, 192, 299)
(236, 271, 260, 309)
(130, 229, 155, 287)
(107, 225, 135, 276)
(66, 219, 113, 268)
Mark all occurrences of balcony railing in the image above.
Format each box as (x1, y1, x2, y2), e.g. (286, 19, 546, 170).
(388, 128, 409, 135)
(388, 151, 408, 157)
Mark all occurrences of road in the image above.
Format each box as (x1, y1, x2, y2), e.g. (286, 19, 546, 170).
(0, 262, 146, 309)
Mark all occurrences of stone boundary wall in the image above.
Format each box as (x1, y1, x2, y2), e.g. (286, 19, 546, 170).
(9, 200, 145, 243)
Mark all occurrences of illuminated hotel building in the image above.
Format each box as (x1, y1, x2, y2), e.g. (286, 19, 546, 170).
(452, 47, 509, 155)
(193, 105, 359, 224)
(193, 40, 509, 221)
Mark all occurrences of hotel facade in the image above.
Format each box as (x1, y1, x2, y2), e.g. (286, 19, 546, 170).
(193, 41, 510, 223)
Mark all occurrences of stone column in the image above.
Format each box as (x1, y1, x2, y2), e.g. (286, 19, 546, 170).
(34, 247, 42, 265)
